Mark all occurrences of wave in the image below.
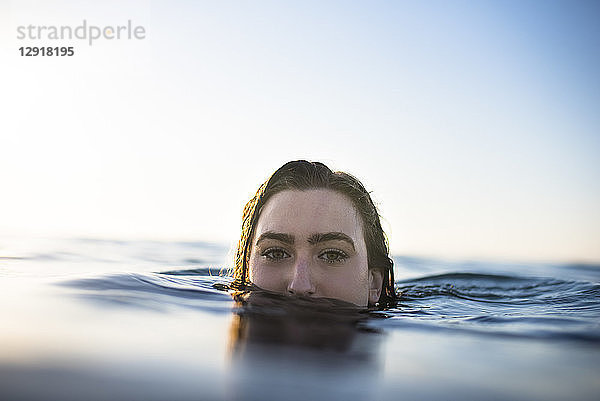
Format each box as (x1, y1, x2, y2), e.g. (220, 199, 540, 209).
(54, 267, 600, 343)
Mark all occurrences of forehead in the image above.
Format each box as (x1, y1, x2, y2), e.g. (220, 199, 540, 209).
(255, 189, 364, 240)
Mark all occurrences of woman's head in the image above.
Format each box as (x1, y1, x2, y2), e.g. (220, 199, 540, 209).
(233, 160, 396, 308)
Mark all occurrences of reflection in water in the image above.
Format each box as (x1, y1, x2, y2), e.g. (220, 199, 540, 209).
(2, 260, 600, 400)
(226, 291, 385, 401)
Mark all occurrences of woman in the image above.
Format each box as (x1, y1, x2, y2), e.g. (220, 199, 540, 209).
(232, 160, 396, 308)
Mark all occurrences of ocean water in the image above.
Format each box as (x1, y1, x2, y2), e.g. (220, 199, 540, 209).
(1, 236, 599, 400)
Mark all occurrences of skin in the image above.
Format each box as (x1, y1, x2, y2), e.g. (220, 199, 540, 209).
(248, 189, 383, 307)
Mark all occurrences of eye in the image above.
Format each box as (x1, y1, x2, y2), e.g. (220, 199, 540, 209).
(261, 247, 291, 261)
(318, 249, 348, 264)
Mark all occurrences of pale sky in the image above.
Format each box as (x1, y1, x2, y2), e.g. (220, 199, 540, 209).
(1, 0, 599, 263)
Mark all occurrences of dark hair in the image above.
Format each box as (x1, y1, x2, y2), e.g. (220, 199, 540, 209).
(233, 160, 396, 308)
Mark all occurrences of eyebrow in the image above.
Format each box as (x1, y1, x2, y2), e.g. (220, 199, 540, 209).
(308, 232, 355, 251)
(255, 231, 295, 245)
(255, 231, 355, 251)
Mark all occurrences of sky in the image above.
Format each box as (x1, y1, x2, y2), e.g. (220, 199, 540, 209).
(1, 0, 599, 263)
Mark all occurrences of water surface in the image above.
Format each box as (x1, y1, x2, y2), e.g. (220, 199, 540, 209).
(1, 237, 599, 400)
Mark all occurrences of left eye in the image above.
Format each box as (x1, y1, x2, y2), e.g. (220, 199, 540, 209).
(261, 248, 291, 261)
(318, 249, 348, 264)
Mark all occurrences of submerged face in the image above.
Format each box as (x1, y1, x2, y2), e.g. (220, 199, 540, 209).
(248, 189, 382, 307)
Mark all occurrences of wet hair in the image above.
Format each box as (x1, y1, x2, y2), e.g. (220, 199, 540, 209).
(232, 160, 397, 308)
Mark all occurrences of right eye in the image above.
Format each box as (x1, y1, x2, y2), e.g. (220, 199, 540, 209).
(261, 247, 291, 261)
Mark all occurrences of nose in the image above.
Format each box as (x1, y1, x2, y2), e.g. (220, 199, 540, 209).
(287, 259, 315, 297)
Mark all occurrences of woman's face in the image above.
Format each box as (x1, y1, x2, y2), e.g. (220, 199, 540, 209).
(248, 189, 382, 307)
